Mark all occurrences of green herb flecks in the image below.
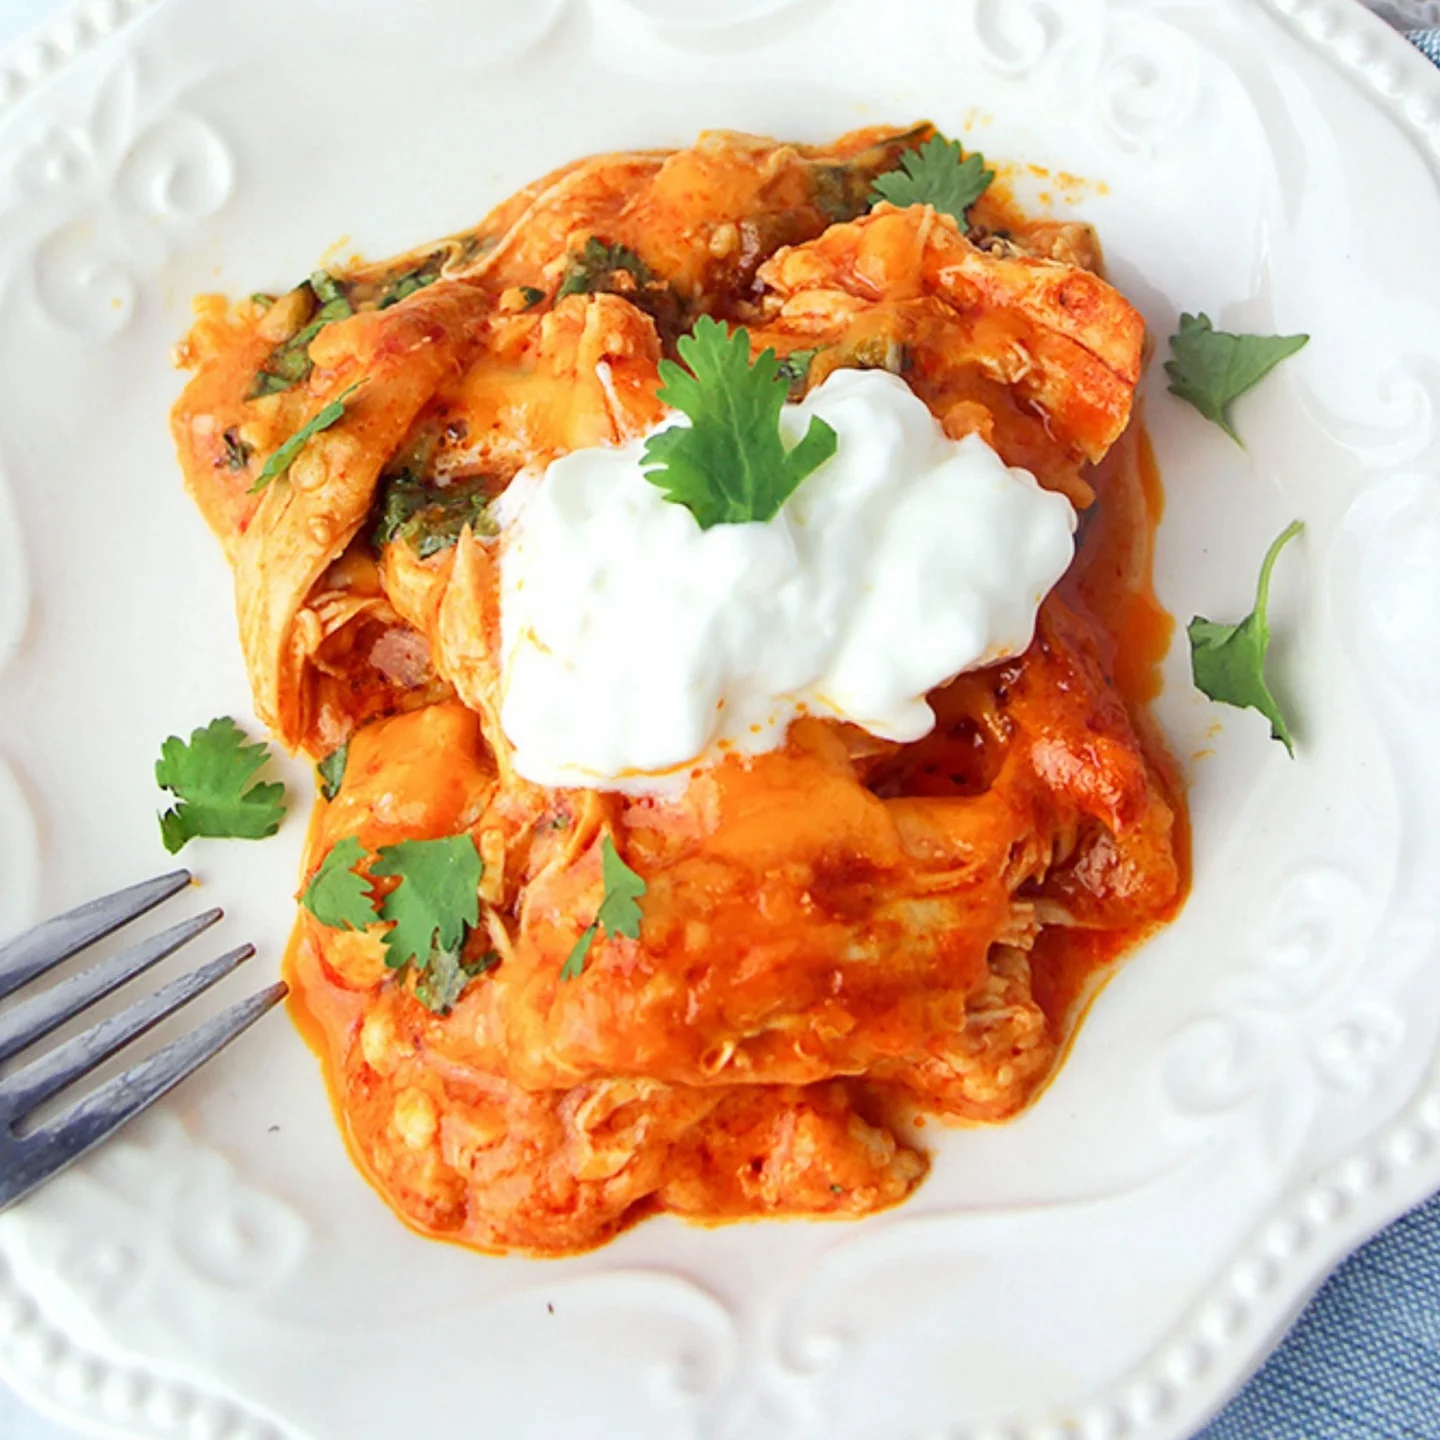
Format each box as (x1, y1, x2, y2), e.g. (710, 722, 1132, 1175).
(775, 347, 820, 399)
(248, 272, 355, 399)
(807, 123, 932, 223)
(298, 827, 494, 1013)
(455, 230, 499, 266)
(812, 162, 878, 223)
(372, 473, 497, 558)
(376, 257, 444, 310)
(415, 947, 499, 1016)
(559, 927, 596, 983)
(555, 237, 684, 337)
(222, 428, 253, 472)
(837, 333, 909, 377)
(557, 238, 651, 299)
(251, 382, 362, 494)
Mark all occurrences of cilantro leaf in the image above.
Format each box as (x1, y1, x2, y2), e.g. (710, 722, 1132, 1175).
(317, 742, 349, 801)
(560, 837, 646, 981)
(251, 382, 362, 494)
(371, 834, 483, 971)
(641, 316, 837, 529)
(518, 285, 546, 309)
(560, 926, 596, 983)
(596, 837, 645, 939)
(1189, 520, 1303, 755)
(300, 835, 375, 931)
(297, 827, 494, 1012)
(414, 946, 498, 1015)
(248, 273, 355, 398)
(1164, 313, 1309, 445)
(869, 134, 995, 226)
(155, 717, 286, 854)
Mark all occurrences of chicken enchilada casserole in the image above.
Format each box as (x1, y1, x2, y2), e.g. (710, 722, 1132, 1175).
(170, 123, 1188, 1255)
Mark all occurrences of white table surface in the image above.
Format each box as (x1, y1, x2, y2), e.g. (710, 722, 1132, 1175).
(0, 2, 1429, 1439)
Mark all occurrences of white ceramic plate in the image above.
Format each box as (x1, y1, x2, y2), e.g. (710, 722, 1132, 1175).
(2, 1, 1440, 1437)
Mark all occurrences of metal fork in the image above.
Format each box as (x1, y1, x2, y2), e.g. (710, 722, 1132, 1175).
(0, 871, 287, 1211)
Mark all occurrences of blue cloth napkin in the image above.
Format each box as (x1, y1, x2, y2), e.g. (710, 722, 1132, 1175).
(1411, 26, 1440, 64)
(1199, 1194, 1440, 1437)
(1199, 29, 1440, 1437)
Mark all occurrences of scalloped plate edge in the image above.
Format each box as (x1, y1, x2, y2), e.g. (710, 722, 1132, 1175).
(0, 4, 1437, 1440)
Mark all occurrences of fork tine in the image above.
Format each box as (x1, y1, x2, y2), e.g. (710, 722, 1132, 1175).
(1, 944, 255, 1121)
(0, 871, 192, 1003)
(5, 982, 287, 1212)
(0, 909, 224, 1067)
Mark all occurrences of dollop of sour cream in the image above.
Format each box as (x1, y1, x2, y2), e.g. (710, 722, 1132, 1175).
(497, 367, 1075, 793)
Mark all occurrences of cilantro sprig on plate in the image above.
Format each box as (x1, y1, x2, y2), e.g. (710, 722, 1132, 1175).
(642, 316, 837, 529)
(1189, 521, 1303, 755)
(561, 838, 646, 981)
(1167, 314, 1309, 748)
(1165, 313, 1309, 445)
(155, 717, 287, 854)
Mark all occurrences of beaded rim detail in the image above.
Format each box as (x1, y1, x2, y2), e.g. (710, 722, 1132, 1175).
(0, 2, 1438, 1439)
